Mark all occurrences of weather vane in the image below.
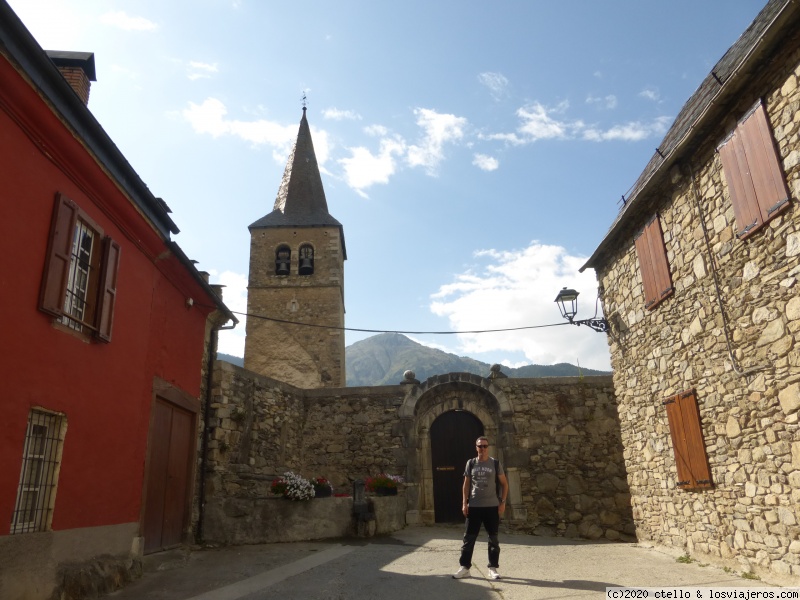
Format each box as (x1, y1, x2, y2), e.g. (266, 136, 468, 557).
(302, 91, 307, 110)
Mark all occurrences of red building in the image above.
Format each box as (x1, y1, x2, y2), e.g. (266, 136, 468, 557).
(0, 2, 235, 598)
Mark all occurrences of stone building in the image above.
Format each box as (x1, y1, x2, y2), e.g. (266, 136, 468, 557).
(582, 0, 800, 581)
(243, 107, 346, 388)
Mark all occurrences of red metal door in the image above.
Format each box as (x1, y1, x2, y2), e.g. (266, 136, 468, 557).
(430, 410, 483, 523)
(143, 398, 194, 553)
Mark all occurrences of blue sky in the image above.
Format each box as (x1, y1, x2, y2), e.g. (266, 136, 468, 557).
(10, 0, 767, 371)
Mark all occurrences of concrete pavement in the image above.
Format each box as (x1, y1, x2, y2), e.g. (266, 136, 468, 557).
(104, 526, 783, 600)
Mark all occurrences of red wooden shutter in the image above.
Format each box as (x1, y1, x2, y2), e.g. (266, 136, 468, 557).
(739, 104, 790, 219)
(39, 193, 78, 317)
(635, 215, 672, 310)
(645, 216, 673, 304)
(663, 390, 713, 490)
(95, 237, 121, 342)
(719, 102, 790, 239)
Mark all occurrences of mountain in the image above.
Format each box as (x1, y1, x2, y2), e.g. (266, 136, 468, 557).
(345, 333, 610, 386)
(217, 353, 244, 367)
(216, 334, 610, 386)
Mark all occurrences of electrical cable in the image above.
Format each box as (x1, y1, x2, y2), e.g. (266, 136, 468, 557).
(225, 309, 570, 335)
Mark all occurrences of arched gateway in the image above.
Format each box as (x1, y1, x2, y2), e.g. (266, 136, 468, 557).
(430, 410, 483, 522)
(399, 373, 512, 525)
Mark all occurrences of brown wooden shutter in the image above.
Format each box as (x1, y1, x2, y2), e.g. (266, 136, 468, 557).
(634, 215, 673, 310)
(663, 390, 713, 490)
(95, 237, 121, 342)
(719, 102, 790, 239)
(39, 193, 78, 317)
(645, 216, 673, 303)
(739, 104, 790, 219)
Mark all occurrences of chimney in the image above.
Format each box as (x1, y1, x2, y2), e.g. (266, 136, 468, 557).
(46, 51, 96, 106)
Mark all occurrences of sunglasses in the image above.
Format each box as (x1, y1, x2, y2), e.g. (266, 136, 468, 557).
(476, 444, 489, 448)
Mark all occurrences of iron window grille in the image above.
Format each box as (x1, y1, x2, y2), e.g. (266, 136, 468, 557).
(60, 219, 98, 331)
(11, 410, 67, 534)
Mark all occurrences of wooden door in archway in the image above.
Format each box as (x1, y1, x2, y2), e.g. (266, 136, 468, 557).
(430, 410, 484, 523)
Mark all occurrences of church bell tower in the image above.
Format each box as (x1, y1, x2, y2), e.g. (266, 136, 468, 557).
(243, 108, 346, 388)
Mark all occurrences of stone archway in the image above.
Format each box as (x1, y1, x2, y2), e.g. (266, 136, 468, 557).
(400, 373, 512, 525)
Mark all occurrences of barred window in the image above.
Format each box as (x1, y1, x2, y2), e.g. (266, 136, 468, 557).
(11, 410, 67, 533)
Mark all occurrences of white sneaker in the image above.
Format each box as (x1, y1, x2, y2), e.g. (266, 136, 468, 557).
(452, 566, 471, 579)
(488, 567, 500, 580)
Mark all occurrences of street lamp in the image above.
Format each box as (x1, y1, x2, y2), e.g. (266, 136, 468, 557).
(554, 287, 610, 333)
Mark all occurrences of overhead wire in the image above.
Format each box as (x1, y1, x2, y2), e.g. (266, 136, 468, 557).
(224, 309, 570, 335)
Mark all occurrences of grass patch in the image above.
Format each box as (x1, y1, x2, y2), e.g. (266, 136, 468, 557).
(676, 555, 694, 564)
(741, 572, 760, 581)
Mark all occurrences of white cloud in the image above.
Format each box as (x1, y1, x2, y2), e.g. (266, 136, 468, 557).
(187, 61, 218, 81)
(182, 98, 323, 165)
(639, 87, 660, 102)
(485, 101, 670, 145)
(429, 241, 611, 371)
(472, 153, 499, 171)
(211, 270, 248, 358)
(99, 11, 158, 31)
(478, 72, 509, 101)
(339, 137, 406, 198)
(323, 108, 362, 121)
(406, 108, 467, 174)
(364, 124, 388, 137)
(516, 101, 576, 141)
(582, 116, 671, 142)
(586, 94, 617, 109)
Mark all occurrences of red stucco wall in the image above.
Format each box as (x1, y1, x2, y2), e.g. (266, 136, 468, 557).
(0, 53, 214, 533)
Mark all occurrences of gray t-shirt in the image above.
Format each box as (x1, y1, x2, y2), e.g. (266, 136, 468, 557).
(464, 457, 504, 507)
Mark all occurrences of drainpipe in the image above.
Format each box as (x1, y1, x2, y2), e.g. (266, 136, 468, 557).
(688, 163, 766, 378)
(197, 319, 236, 543)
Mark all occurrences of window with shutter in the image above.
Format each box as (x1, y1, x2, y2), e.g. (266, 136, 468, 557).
(663, 390, 713, 490)
(634, 214, 673, 310)
(718, 101, 790, 240)
(39, 193, 121, 342)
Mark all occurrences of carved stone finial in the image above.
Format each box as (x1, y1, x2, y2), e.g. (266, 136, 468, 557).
(489, 364, 507, 379)
(401, 370, 420, 385)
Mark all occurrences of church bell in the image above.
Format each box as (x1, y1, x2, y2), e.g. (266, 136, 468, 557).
(299, 257, 314, 275)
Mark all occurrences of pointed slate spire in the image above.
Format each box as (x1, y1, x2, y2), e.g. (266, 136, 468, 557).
(250, 108, 343, 230)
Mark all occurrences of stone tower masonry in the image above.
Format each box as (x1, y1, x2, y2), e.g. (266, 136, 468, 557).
(243, 108, 346, 388)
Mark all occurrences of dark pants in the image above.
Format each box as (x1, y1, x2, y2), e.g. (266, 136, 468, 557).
(459, 506, 500, 568)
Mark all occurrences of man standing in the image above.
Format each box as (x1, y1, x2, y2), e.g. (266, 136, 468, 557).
(453, 436, 509, 580)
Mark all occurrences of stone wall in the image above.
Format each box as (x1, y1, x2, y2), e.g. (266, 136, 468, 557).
(203, 362, 633, 544)
(493, 377, 632, 540)
(591, 24, 800, 581)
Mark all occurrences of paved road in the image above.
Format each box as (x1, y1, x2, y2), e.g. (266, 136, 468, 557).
(105, 526, 778, 600)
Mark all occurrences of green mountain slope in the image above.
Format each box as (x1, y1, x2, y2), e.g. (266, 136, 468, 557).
(345, 333, 610, 386)
(217, 334, 610, 385)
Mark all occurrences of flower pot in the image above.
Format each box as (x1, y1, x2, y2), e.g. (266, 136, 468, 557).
(314, 488, 332, 498)
(374, 487, 397, 496)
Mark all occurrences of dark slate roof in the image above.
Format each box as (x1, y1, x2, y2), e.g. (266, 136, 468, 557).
(582, 0, 799, 271)
(250, 108, 344, 230)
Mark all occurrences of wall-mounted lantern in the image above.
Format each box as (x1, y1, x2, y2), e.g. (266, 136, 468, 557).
(554, 287, 610, 333)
